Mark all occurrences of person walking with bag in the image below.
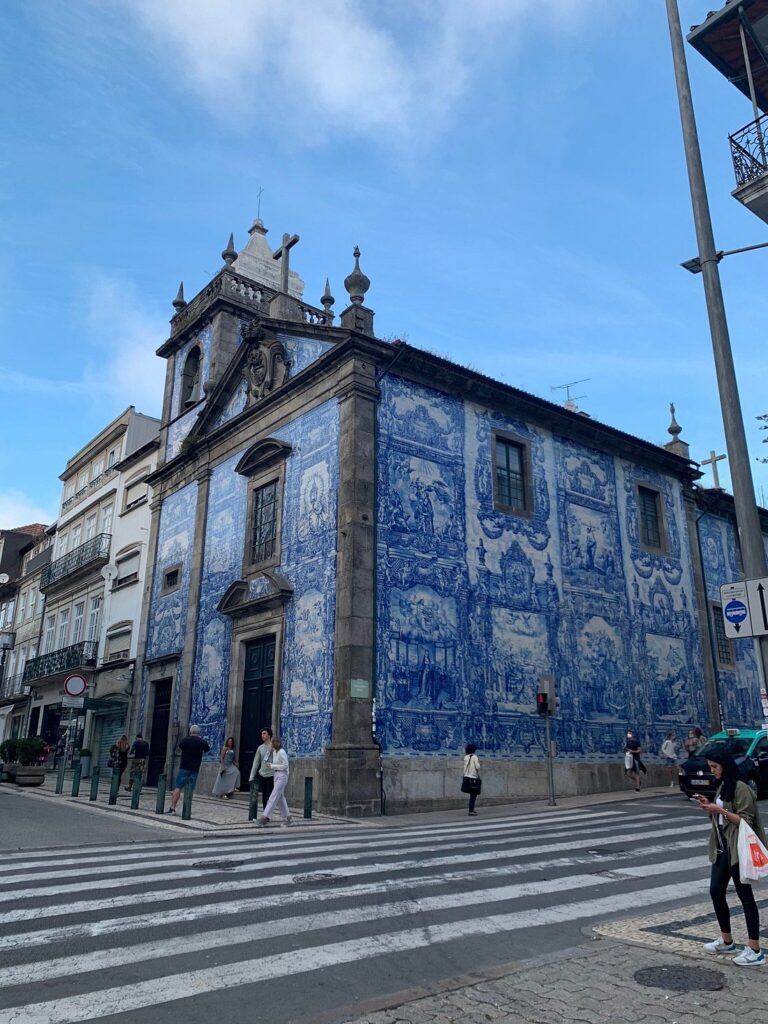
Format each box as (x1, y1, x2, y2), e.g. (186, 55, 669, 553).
(661, 732, 678, 788)
(623, 730, 643, 792)
(248, 727, 274, 815)
(212, 736, 240, 799)
(462, 743, 481, 816)
(695, 748, 767, 966)
(256, 736, 291, 827)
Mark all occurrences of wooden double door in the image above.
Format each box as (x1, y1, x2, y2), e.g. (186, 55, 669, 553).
(238, 636, 275, 789)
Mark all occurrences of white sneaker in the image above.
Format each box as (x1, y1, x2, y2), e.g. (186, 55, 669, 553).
(732, 947, 766, 966)
(703, 938, 737, 954)
(281, 816, 292, 827)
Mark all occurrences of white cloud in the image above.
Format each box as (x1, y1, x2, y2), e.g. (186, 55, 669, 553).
(0, 490, 56, 531)
(0, 272, 166, 416)
(123, 0, 596, 144)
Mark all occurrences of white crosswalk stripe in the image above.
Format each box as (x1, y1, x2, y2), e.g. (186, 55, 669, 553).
(0, 802, 713, 1024)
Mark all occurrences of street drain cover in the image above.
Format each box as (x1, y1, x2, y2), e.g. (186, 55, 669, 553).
(633, 966, 725, 992)
(293, 872, 340, 885)
(192, 860, 243, 872)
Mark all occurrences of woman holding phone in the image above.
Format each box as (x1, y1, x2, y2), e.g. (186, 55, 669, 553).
(695, 748, 767, 966)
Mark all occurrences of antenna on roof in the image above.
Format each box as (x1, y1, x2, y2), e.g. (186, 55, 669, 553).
(551, 378, 590, 411)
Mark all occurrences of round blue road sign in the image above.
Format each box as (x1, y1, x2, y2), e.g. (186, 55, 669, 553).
(725, 600, 748, 624)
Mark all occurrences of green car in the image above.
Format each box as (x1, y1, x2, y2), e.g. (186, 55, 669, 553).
(678, 728, 768, 799)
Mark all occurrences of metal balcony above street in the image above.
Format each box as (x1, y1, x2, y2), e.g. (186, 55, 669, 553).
(730, 113, 768, 224)
(0, 672, 26, 701)
(40, 534, 111, 592)
(23, 641, 98, 682)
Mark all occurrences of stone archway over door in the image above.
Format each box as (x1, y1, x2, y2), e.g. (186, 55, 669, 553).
(239, 636, 275, 789)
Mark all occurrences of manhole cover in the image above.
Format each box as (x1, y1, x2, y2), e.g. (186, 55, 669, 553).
(293, 872, 340, 885)
(633, 966, 725, 992)
(192, 860, 244, 872)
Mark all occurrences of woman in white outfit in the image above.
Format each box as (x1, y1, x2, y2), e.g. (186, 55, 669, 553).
(257, 736, 291, 826)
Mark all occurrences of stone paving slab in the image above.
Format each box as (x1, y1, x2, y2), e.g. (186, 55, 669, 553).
(12, 773, 353, 833)
(329, 938, 765, 1024)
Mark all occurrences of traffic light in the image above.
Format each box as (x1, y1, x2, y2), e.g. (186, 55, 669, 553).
(537, 674, 556, 716)
(536, 691, 549, 716)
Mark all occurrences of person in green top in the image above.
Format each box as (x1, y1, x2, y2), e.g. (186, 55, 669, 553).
(248, 727, 274, 816)
(695, 747, 768, 966)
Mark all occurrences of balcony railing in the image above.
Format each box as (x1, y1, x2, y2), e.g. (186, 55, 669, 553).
(23, 641, 98, 682)
(61, 466, 118, 512)
(730, 112, 768, 188)
(40, 533, 111, 591)
(0, 673, 26, 700)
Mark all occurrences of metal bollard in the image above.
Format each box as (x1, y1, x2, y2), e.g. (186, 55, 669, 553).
(108, 768, 120, 805)
(130, 772, 142, 810)
(248, 781, 258, 821)
(304, 776, 313, 819)
(55, 760, 66, 795)
(89, 766, 100, 801)
(71, 763, 82, 798)
(155, 772, 167, 814)
(181, 779, 193, 820)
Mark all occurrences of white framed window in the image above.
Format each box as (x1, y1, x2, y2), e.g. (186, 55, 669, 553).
(57, 608, 70, 650)
(85, 514, 97, 541)
(87, 595, 102, 642)
(18, 590, 27, 623)
(64, 481, 75, 500)
(105, 630, 131, 662)
(44, 614, 56, 654)
(100, 504, 113, 537)
(115, 551, 140, 587)
(58, 532, 69, 557)
(91, 457, 103, 481)
(123, 479, 148, 511)
(27, 587, 36, 620)
(71, 523, 82, 550)
(16, 648, 26, 676)
(36, 588, 45, 616)
(28, 642, 37, 661)
(77, 470, 88, 491)
(5, 599, 14, 626)
(107, 447, 119, 469)
(71, 602, 85, 644)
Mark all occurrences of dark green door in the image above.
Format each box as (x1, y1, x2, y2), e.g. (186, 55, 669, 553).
(239, 637, 275, 789)
(147, 680, 172, 787)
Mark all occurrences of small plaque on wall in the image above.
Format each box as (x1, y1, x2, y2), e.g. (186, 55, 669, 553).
(350, 678, 371, 700)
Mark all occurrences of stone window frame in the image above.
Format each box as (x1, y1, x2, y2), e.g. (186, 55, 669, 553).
(161, 563, 182, 596)
(711, 603, 735, 668)
(636, 483, 668, 555)
(236, 439, 292, 579)
(491, 429, 534, 519)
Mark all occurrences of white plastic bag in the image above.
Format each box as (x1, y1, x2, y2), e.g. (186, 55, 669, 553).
(737, 819, 768, 883)
(624, 751, 633, 771)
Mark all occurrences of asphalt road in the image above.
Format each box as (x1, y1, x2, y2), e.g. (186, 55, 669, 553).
(0, 784, 170, 849)
(0, 791, 718, 1024)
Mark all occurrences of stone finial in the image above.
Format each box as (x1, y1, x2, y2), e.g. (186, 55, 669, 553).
(172, 281, 186, 312)
(321, 278, 335, 315)
(343, 246, 370, 305)
(668, 402, 682, 439)
(222, 232, 238, 266)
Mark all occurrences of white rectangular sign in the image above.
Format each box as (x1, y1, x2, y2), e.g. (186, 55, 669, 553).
(61, 694, 85, 709)
(745, 577, 768, 637)
(720, 581, 753, 639)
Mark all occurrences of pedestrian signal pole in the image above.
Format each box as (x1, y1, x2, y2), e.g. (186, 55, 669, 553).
(538, 675, 557, 807)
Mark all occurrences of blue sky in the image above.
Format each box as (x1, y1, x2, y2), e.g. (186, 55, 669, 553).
(2, 0, 767, 528)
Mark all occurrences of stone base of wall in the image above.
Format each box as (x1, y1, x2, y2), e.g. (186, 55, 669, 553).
(380, 756, 672, 815)
(288, 746, 382, 818)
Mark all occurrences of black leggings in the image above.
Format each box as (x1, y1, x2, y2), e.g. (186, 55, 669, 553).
(468, 791, 478, 812)
(709, 849, 761, 942)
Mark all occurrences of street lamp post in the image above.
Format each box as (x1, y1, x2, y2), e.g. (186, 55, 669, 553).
(665, 0, 768, 693)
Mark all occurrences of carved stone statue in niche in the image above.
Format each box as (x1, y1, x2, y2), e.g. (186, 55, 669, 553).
(242, 321, 290, 406)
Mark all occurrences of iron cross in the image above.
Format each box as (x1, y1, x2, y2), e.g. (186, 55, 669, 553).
(272, 232, 299, 294)
(702, 449, 727, 488)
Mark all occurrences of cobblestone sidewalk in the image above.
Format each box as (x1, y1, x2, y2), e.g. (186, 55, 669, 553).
(336, 938, 763, 1024)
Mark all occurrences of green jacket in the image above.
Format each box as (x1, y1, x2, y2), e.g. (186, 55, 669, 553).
(707, 780, 768, 865)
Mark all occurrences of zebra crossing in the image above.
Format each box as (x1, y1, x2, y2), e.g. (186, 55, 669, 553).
(0, 799, 711, 1024)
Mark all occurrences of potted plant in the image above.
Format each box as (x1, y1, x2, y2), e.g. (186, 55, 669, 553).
(79, 747, 93, 779)
(0, 738, 19, 782)
(12, 737, 47, 786)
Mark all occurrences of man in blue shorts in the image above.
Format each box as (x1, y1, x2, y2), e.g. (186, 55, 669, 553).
(166, 724, 210, 814)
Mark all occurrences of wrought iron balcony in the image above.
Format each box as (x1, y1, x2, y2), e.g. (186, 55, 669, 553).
(23, 641, 98, 682)
(0, 673, 26, 700)
(40, 533, 111, 592)
(729, 113, 768, 225)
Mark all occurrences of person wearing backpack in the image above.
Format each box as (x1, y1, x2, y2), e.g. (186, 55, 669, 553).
(695, 748, 768, 966)
(461, 743, 481, 816)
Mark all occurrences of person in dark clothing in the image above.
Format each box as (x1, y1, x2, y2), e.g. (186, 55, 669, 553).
(109, 735, 129, 787)
(125, 734, 151, 791)
(166, 725, 210, 815)
(624, 730, 644, 792)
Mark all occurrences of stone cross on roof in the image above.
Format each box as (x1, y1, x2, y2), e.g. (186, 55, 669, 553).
(702, 449, 727, 489)
(272, 233, 300, 295)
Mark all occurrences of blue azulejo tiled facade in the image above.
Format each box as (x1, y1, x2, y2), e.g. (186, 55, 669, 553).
(375, 374, 709, 769)
(697, 508, 767, 726)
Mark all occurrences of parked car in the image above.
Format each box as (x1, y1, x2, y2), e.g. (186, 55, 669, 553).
(678, 728, 768, 799)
